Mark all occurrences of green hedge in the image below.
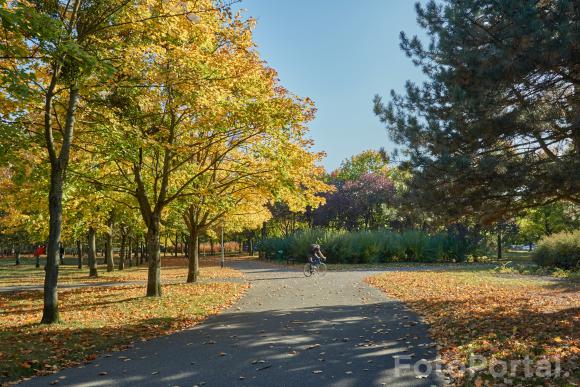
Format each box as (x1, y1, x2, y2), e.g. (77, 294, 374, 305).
(259, 228, 477, 264)
(533, 230, 580, 269)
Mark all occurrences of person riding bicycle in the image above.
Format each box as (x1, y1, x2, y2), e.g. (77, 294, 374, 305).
(308, 243, 326, 265)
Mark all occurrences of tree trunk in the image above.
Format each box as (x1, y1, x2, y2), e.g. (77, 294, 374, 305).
(88, 227, 98, 277)
(134, 240, 139, 266)
(41, 166, 64, 324)
(497, 231, 503, 260)
(59, 243, 65, 265)
(164, 234, 168, 258)
(140, 240, 145, 265)
(210, 238, 214, 256)
(182, 233, 187, 256)
(174, 231, 178, 257)
(146, 216, 162, 297)
(544, 218, 553, 236)
(15, 245, 21, 265)
(249, 238, 254, 257)
(260, 221, 267, 259)
(76, 240, 82, 269)
(118, 230, 126, 270)
(105, 216, 114, 272)
(187, 227, 199, 283)
(127, 237, 133, 267)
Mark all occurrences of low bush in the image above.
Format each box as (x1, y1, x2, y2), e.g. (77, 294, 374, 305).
(533, 230, 580, 269)
(260, 228, 479, 264)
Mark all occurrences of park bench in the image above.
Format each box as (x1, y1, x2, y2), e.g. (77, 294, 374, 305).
(286, 256, 297, 265)
(276, 250, 298, 265)
(263, 250, 298, 265)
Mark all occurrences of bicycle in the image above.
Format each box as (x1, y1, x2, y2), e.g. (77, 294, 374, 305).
(303, 260, 327, 277)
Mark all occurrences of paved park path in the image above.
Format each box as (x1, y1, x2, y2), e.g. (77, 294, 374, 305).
(22, 261, 441, 387)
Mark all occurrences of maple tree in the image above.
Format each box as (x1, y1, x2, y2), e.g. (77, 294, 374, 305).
(0, 0, 145, 323)
(331, 149, 390, 182)
(0, 0, 301, 315)
(178, 133, 329, 282)
(69, 0, 329, 297)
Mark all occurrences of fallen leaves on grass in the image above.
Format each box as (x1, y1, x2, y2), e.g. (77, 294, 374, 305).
(0, 268, 248, 384)
(0, 259, 243, 288)
(366, 271, 579, 385)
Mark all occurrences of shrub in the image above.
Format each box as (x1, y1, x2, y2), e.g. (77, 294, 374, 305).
(260, 228, 479, 264)
(533, 230, 580, 269)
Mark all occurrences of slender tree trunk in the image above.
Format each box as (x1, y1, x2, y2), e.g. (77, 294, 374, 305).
(76, 239, 82, 269)
(146, 215, 162, 297)
(164, 234, 168, 258)
(140, 240, 145, 265)
(41, 165, 64, 324)
(59, 243, 65, 265)
(15, 245, 21, 265)
(544, 218, 552, 236)
(127, 237, 133, 267)
(497, 231, 502, 260)
(249, 238, 254, 257)
(101, 244, 107, 264)
(260, 221, 267, 259)
(118, 230, 126, 270)
(187, 227, 199, 283)
(134, 240, 139, 266)
(174, 231, 178, 257)
(88, 227, 98, 277)
(105, 215, 114, 272)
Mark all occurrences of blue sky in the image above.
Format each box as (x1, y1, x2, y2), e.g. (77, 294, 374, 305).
(235, 0, 426, 171)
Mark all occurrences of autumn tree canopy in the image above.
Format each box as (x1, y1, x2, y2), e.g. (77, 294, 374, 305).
(0, 0, 328, 322)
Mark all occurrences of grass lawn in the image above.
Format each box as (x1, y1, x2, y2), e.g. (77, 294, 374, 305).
(0, 256, 243, 288)
(367, 268, 579, 385)
(0, 262, 248, 384)
(500, 249, 533, 262)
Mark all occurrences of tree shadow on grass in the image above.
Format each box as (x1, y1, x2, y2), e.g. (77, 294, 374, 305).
(541, 280, 580, 293)
(399, 296, 578, 382)
(0, 287, 145, 317)
(0, 317, 186, 384)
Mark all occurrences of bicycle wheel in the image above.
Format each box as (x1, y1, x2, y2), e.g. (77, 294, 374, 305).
(317, 262, 327, 276)
(303, 263, 313, 277)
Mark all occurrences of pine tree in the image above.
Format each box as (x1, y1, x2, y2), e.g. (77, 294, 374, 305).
(374, 0, 579, 223)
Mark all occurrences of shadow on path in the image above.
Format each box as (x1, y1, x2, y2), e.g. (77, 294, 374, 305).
(20, 261, 441, 387)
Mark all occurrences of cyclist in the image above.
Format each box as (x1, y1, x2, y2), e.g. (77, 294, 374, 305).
(308, 243, 326, 266)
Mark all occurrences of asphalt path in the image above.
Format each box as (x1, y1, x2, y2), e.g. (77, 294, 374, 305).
(21, 261, 441, 387)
